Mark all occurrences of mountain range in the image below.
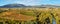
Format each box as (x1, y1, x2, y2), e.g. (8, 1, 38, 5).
(0, 4, 60, 8)
(0, 4, 26, 8)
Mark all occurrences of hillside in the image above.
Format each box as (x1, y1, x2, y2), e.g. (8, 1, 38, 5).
(0, 4, 26, 8)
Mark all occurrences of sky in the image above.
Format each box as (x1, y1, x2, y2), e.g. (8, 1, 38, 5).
(0, 0, 60, 6)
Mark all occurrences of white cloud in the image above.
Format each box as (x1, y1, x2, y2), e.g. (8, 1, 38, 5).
(16, 0, 41, 5)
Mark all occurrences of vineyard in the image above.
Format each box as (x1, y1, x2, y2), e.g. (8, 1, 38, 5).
(0, 8, 60, 24)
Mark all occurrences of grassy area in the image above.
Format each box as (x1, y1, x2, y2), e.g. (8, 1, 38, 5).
(0, 8, 60, 24)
